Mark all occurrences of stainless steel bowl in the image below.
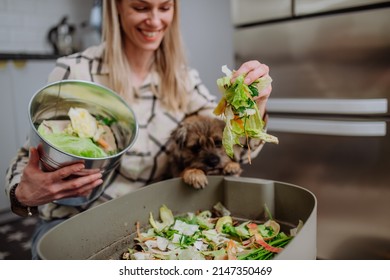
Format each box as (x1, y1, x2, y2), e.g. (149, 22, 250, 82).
(28, 80, 138, 206)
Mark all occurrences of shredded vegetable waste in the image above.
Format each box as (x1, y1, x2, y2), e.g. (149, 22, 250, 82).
(122, 203, 303, 260)
(37, 107, 117, 158)
(213, 65, 279, 163)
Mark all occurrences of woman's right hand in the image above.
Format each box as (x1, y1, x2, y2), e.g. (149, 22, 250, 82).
(15, 147, 103, 206)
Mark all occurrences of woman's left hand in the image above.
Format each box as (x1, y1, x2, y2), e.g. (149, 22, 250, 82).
(231, 60, 272, 117)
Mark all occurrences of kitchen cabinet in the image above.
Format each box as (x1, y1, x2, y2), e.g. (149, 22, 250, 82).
(0, 59, 55, 212)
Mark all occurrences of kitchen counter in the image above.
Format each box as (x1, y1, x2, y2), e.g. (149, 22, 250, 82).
(0, 53, 60, 60)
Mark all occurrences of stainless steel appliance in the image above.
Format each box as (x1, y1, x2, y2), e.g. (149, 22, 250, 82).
(232, 0, 390, 259)
(47, 16, 77, 55)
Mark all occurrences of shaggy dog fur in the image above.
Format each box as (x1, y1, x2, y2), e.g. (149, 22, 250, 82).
(166, 115, 242, 189)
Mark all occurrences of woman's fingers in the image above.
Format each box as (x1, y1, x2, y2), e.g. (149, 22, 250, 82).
(28, 147, 41, 168)
(18, 146, 104, 205)
(231, 60, 270, 85)
(247, 64, 269, 85)
(254, 84, 272, 101)
(62, 172, 103, 191)
(54, 173, 103, 199)
(50, 163, 86, 180)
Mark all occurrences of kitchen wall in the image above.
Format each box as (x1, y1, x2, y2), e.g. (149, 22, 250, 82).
(180, 0, 234, 96)
(0, 0, 94, 54)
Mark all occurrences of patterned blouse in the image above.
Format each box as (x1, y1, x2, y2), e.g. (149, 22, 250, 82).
(5, 44, 263, 221)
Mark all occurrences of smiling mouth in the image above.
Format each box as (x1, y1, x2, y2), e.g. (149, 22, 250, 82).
(140, 30, 161, 39)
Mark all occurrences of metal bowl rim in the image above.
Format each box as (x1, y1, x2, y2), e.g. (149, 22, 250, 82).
(28, 79, 139, 160)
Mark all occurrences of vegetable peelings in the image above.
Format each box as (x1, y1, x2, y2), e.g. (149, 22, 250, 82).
(213, 65, 278, 163)
(123, 203, 301, 260)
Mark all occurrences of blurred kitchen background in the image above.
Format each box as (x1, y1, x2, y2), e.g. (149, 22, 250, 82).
(1, 0, 389, 260)
(0, 0, 233, 213)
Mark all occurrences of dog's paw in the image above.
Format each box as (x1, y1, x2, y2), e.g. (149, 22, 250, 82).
(182, 168, 208, 189)
(223, 162, 242, 176)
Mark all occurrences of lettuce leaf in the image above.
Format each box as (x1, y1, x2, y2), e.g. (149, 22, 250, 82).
(38, 132, 107, 158)
(214, 65, 278, 159)
(149, 204, 175, 233)
(36, 107, 118, 158)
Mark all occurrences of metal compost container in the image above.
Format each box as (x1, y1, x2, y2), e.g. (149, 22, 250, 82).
(37, 176, 317, 260)
(28, 80, 138, 206)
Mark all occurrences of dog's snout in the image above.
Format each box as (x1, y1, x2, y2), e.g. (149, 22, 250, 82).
(204, 154, 220, 167)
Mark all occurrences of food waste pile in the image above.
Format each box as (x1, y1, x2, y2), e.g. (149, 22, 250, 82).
(123, 203, 302, 260)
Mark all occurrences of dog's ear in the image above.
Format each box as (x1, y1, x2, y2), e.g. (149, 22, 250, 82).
(172, 124, 188, 149)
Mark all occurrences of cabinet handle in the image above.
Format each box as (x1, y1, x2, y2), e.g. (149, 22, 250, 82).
(268, 117, 386, 136)
(267, 98, 388, 115)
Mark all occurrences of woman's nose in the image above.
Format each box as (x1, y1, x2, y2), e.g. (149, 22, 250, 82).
(146, 10, 160, 26)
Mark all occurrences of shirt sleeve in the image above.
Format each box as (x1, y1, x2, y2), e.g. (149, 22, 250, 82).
(47, 48, 99, 83)
(47, 56, 76, 83)
(4, 141, 30, 199)
(185, 68, 217, 116)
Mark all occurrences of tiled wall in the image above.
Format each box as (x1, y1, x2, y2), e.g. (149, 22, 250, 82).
(0, 0, 94, 53)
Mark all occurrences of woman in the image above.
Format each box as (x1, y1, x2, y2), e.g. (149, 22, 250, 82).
(5, 0, 272, 259)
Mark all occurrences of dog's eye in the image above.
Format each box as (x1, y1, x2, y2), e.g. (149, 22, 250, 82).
(190, 144, 201, 153)
(214, 139, 222, 148)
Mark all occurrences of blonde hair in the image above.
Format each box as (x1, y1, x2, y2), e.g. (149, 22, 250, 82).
(102, 0, 188, 112)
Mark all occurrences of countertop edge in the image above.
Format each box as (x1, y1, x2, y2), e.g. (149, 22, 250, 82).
(0, 53, 60, 60)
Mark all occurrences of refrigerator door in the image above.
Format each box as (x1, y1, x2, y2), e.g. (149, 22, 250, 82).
(234, 6, 390, 259)
(234, 7, 390, 110)
(243, 125, 390, 260)
(295, 0, 390, 16)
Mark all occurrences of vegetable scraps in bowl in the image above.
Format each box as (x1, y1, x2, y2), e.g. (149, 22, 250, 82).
(37, 107, 117, 158)
(122, 203, 303, 260)
(213, 65, 278, 163)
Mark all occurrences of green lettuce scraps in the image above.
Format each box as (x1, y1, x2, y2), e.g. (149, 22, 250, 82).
(213, 65, 278, 161)
(38, 130, 107, 158)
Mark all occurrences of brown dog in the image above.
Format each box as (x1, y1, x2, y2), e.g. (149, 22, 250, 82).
(166, 115, 242, 189)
